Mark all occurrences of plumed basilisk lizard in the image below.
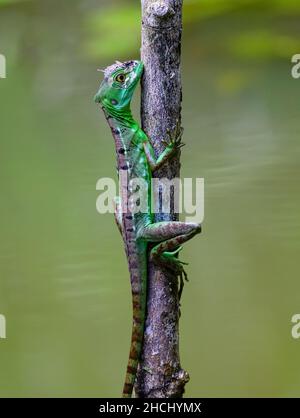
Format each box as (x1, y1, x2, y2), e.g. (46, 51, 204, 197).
(94, 60, 201, 398)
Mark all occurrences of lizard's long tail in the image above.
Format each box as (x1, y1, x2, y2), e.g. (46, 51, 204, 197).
(122, 264, 147, 398)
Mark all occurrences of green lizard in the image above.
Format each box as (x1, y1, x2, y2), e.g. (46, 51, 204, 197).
(94, 60, 201, 398)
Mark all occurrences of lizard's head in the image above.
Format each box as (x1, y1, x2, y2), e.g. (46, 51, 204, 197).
(94, 60, 143, 111)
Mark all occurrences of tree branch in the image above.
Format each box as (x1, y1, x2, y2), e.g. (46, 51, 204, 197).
(135, 0, 188, 398)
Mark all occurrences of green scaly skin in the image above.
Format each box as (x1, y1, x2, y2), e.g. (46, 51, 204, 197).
(94, 60, 201, 398)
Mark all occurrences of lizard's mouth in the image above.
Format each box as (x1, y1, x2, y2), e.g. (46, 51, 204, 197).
(134, 61, 144, 78)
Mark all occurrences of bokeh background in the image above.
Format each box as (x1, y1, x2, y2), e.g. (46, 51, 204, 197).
(0, 0, 300, 397)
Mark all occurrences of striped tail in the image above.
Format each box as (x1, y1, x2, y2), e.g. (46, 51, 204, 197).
(122, 281, 147, 397)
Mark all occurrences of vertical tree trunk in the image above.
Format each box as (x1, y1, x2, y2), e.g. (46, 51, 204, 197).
(135, 0, 189, 398)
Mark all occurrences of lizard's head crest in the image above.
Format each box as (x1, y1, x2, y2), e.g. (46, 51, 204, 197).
(94, 60, 143, 111)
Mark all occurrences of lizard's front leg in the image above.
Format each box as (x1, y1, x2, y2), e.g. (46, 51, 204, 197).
(142, 122, 184, 172)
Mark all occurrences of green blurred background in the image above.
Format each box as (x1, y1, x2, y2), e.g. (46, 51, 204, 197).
(0, 0, 300, 397)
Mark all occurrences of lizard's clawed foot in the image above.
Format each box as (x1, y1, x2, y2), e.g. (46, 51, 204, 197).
(162, 120, 185, 152)
(148, 220, 201, 302)
(151, 246, 189, 297)
(162, 248, 189, 302)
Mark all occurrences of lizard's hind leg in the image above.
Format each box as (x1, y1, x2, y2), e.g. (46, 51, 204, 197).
(150, 229, 199, 280)
(139, 221, 201, 280)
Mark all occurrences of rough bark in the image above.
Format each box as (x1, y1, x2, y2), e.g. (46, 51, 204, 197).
(135, 0, 189, 398)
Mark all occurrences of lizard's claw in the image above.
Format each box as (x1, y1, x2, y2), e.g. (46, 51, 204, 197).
(163, 122, 185, 152)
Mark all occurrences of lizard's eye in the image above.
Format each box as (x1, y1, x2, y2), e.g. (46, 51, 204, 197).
(115, 73, 126, 83)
